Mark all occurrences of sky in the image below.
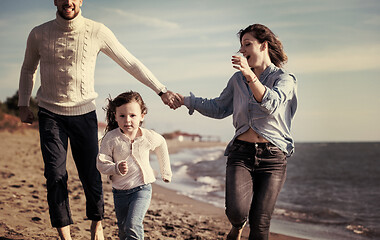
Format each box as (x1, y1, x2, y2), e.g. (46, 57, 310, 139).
(1, 0, 379, 143)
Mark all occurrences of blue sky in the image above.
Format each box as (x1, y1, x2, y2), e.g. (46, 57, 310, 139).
(1, 0, 379, 142)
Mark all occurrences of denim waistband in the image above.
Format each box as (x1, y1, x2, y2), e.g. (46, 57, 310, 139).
(234, 139, 275, 148)
(112, 183, 151, 194)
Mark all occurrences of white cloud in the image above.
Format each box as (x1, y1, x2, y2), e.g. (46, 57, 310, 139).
(104, 8, 180, 29)
(364, 15, 380, 26)
(287, 43, 380, 73)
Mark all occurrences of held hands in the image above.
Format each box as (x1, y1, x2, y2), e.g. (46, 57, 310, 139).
(118, 161, 128, 175)
(177, 93, 184, 105)
(160, 90, 183, 110)
(19, 106, 34, 124)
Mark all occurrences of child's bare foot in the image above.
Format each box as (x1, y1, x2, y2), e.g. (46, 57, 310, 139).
(91, 221, 104, 240)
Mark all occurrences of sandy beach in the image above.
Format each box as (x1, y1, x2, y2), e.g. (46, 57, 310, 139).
(0, 128, 306, 240)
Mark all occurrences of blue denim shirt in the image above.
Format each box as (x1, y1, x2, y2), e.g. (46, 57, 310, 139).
(184, 63, 297, 156)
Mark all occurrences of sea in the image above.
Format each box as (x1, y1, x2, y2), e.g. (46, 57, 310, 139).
(150, 142, 380, 240)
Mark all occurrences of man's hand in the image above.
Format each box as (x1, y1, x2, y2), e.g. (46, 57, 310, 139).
(177, 93, 184, 105)
(160, 90, 182, 110)
(19, 106, 34, 124)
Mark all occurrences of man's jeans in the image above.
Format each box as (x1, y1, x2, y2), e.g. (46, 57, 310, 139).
(38, 107, 104, 227)
(113, 184, 152, 240)
(225, 139, 287, 240)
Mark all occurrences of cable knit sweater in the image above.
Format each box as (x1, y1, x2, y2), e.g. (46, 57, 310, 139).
(18, 11, 166, 116)
(97, 128, 172, 190)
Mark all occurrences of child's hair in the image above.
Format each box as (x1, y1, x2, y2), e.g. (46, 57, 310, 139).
(104, 91, 148, 134)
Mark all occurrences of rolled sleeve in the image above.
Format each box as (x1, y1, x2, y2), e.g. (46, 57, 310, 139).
(184, 92, 195, 115)
(259, 74, 296, 115)
(259, 85, 276, 113)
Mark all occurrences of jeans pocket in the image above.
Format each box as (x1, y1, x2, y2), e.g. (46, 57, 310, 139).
(228, 142, 240, 153)
(267, 145, 285, 157)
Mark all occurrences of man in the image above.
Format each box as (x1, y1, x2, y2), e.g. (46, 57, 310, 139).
(18, 0, 180, 239)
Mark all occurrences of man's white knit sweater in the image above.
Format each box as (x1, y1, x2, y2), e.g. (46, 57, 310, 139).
(18, 11, 166, 116)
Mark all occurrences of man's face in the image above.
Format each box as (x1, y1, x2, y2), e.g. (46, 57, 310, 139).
(54, 0, 83, 20)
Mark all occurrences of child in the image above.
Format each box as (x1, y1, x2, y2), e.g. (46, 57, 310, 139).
(97, 91, 172, 240)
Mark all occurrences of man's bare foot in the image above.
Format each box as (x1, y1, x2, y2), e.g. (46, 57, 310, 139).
(91, 220, 104, 240)
(57, 225, 72, 240)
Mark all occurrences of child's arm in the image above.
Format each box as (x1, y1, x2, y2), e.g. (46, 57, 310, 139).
(97, 138, 127, 176)
(152, 134, 172, 183)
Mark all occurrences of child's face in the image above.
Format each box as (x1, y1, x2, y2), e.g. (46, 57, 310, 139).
(115, 101, 145, 136)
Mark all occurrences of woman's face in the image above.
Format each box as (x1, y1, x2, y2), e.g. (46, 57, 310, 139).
(239, 33, 265, 68)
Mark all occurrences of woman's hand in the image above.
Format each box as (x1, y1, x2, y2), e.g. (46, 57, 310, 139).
(231, 55, 256, 79)
(232, 55, 265, 102)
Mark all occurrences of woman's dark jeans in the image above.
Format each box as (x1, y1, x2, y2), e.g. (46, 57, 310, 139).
(225, 139, 287, 240)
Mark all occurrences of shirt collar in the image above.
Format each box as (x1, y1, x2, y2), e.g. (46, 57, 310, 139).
(260, 63, 277, 80)
(117, 127, 145, 143)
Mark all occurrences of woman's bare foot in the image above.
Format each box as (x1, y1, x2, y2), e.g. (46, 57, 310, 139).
(226, 222, 246, 240)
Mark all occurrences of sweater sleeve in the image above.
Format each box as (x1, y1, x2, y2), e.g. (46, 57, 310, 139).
(97, 135, 122, 176)
(18, 28, 40, 107)
(97, 24, 166, 94)
(152, 133, 172, 182)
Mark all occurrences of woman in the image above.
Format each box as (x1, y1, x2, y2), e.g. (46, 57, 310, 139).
(178, 24, 297, 240)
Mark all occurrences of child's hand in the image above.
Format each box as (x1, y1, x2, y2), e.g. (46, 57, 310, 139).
(118, 161, 128, 175)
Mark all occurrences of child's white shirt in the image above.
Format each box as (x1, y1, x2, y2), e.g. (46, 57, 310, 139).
(97, 127, 172, 190)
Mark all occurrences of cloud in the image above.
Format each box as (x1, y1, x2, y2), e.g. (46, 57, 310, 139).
(364, 15, 380, 26)
(287, 43, 380, 73)
(104, 8, 180, 29)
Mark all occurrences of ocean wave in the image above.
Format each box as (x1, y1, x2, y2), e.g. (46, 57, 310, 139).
(346, 224, 370, 236)
(274, 207, 379, 239)
(191, 150, 224, 164)
(345, 222, 380, 239)
(155, 143, 380, 240)
(195, 176, 220, 186)
(274, 206, 350, 225)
